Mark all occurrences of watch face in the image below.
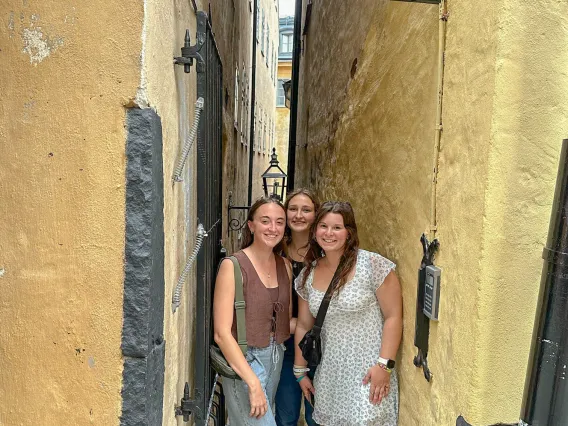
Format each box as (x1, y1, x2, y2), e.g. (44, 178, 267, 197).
(386, 359, 395, 369)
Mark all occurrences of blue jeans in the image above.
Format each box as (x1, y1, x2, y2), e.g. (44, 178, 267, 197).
(275, 336, 318, 426)
(224, 338, 285, 426)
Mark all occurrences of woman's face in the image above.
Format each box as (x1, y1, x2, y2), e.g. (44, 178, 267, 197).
(286, 194, 316, 234)
(248, 203, 286, 248)
(315, 212, 349, 254)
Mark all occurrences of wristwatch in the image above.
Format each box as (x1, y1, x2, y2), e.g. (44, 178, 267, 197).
(378, 357, 395, 372)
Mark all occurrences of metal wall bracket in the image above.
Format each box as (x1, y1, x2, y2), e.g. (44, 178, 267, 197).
(227, 192, 250, 236)
(174, 29, 205, 73)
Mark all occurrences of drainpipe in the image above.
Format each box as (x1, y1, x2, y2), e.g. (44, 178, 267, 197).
(248, 0, 258, 206)
(285, 0, 303, 192)
(429, 0, 448, 239)
(520, 139, 568, 425)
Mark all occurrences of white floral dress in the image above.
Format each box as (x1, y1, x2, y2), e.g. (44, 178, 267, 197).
(295, 249, 398, 426)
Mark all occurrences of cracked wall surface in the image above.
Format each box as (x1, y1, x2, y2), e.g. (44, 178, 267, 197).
(0, 1, 143, 424)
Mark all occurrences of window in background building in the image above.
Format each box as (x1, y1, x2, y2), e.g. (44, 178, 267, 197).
(254, 110, 258, 151)
(256, 0, 260, 41)
(269, 119, 273, 151)
(266, 24, 270, 66)
(234, 67, 239, 129)
(258, 108, 263, 152)
(276, 79, 286, 107)
(280, 33, 293, 54)
(261, 10, 265, 55)
(274, 51, 277, 83)
(263, 113, 267, 152)
(270, 41, 274, 77)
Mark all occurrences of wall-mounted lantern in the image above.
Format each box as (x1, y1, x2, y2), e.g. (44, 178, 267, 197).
(282, 80, 292, 109)
(228, 148, 288, 236)
(262, 148, 287, 201)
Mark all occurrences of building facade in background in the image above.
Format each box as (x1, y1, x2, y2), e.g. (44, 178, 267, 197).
(274, 15, 294, 175)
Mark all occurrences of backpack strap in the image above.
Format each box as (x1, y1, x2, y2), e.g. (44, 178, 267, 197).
(228, 256, 247, 355)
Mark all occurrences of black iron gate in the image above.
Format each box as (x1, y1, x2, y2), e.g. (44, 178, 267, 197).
(194, 10, 224, 426)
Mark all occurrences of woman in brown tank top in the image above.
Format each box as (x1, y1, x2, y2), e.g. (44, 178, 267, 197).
(213, 197, 293, 425)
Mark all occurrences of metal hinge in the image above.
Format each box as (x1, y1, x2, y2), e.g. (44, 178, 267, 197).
(174, 30, 204, 73)
(174, 383, 202, 422)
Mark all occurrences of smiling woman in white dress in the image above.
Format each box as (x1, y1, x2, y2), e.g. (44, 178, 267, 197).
(293, 201, 403, 426)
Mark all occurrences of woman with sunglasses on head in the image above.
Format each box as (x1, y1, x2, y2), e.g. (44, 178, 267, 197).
(213, 197, 293, 426)
(294, 201, 402, 426)
(275, 189, 320, 426)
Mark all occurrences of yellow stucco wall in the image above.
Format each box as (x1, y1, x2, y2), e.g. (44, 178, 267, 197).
(0, 1, 142, 424)
(466, 1, 568, 422)
(295, 0, 568, 424)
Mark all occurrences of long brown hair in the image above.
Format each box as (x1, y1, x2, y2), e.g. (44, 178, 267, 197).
(299, 201, 360, 295)
(283, 188, 320, 247)
(240, 196, 286, 252)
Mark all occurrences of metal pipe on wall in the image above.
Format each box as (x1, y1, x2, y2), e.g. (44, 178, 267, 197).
(520, 138, 568, 425)
(247, 0, 258, 206)
(429, 0, 447, 238)
(285, 0, 303, 192)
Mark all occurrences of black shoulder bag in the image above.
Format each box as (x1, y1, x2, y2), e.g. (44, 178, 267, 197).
(299, 257, 345, 368)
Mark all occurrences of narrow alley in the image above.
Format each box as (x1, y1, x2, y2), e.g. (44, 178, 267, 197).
(2, 1, 568, 426)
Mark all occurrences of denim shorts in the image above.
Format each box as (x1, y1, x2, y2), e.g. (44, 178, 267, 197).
(224, 338, 285, 426)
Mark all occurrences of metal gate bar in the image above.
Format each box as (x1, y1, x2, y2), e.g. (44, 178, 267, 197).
(194, 10, 224, 426)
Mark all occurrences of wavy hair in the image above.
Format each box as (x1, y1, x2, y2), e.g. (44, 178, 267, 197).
(240, 196, 286, 252)
(283, 188, 320, 247)
(299, 201, 360, 295)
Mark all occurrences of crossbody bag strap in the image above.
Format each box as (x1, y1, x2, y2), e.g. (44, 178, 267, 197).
(312, 255, 347, 336)
(228, 256, 247, 355)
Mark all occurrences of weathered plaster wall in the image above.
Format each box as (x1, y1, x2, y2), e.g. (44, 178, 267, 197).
(0, 1, 142, 424)
(139, 1, 205, 423)
(295, 0, 380, 189)
(295, 0, 568, 424)
(467, 1, 568, 422)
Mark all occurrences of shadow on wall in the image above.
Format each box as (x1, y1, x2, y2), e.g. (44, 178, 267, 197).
(456, 415, 517, 426)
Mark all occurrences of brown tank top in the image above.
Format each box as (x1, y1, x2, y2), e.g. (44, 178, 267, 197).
(231, 251, 291, 347)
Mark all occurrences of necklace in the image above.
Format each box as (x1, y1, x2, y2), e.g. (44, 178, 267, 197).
(248, 250, 274, 281)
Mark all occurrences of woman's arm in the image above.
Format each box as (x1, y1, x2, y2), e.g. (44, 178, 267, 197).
(293, 297, 315, 365)
(363, 270, 403, 405)
(213, 259, 261, 387)
(294, 296, 316, 404)
(283, 258, 296, 334)
(375, 271, 403, 360)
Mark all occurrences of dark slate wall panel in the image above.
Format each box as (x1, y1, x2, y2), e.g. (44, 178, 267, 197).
(121, 108, 165, 426)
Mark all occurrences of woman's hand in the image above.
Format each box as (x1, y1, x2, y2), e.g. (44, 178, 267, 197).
(363, 365, 391, 405)
(298, 376, 316, 407)
(248, 379, 268, 418)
